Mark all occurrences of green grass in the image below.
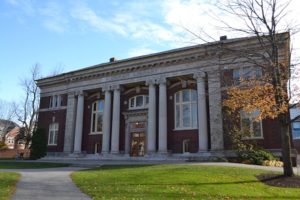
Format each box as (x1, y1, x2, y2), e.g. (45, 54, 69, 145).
(0, 162, 69, 169)
(0, 172, 20, 200)
(72, 165, 300, 200)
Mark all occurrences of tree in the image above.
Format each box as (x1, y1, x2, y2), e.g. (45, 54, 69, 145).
(218, 0, 299, 176)
(30, 128, 47, 160)
(13, 64, 40, 149)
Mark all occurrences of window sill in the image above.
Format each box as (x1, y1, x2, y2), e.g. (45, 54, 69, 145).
(173, 128, 198, 131)
(89, 132, 102, 135)
(242, 137, 264, 140)
(48, 144, 57, 146)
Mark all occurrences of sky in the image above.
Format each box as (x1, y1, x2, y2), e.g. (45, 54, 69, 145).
(0, 0, 299, 105)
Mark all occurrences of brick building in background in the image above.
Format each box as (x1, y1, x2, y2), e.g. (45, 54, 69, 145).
(36, 32, 297, 159)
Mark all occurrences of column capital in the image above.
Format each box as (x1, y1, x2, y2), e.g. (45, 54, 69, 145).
(193, 71, 206, 81)
(67, 91, 76, 97)
(75, 90, 85, 96)
(111, 84, 121, 91)
(145, 78, 156, 86)
(156, 76, 167, 85)
(102, 84, 111, 92)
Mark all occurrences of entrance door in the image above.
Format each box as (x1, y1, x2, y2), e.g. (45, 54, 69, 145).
(130, 132, 145, 157)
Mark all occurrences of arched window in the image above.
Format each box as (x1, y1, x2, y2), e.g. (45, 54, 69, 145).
(91, 100, 104, 133)
(128, 95, 149, 109)
(174, 89, 198, 129)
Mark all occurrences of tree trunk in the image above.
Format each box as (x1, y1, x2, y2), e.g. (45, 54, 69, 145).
(279, 114, 294, 176)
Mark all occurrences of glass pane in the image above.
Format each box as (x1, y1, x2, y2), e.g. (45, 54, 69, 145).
(182, 90, 190, 102)
(93, 102, 97, 111)
(243, 67, 252, 78)
(191, 90, 197, 101)
(130, 98, 135, 108)
(98, 100, 104, 112)
(145, 96, 149, 105)
(293, 130, 300, 139)
(175, 93, 180, 103)
(182, 104, 190, 127)
(241, 118, 251, 132)
(92, 113, 96, 132)
(175, 105, 180, 128)
(233, 69, 240, 79)
(256, 67, 262, 77)
(97, 114, 103, 132)
(191, 103, 198, 128)
(253, 121, 262, 137)
(293, 122, 300, 130)
(54, 131, 58, 144)
(136, 96, 143, 107)
(49, 131, 53, 144)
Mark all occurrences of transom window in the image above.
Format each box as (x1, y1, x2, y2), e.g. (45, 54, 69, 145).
(292, 121, 300, 139)
(233, 67, 262, 85)
(129, 95, 149, 109)
(174, 89, 198, 129)
(91, 100, 104, 133)
(240, 110, 263, 139)
(48, 123, 58, 145)
(49, 95, 62, 108)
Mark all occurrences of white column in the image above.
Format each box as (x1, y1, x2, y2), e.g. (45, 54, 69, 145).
(208, 71, 224, 150)
(73, 91, 84, 153)
(146, 79, 156, 154)
(111, 85, 121, 154)
(194, 72, 208, 151)
(158, 77, 167, 153)
(101, 87, 111, 154)
(63, 92, 76, 154)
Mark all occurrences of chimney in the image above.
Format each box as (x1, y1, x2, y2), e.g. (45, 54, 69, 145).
(109, 57, 117, 62)
(220, 35, 227, 41)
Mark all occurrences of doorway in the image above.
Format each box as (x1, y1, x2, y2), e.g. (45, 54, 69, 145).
(130, 132, 145, 156)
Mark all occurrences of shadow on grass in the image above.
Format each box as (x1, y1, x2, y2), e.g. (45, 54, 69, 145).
(83, 164, 154, 171)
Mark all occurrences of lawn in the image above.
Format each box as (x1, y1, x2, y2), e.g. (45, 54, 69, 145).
(72, 165, 300, 199)
(0, 172, 20, 200)
(0, 161, 69, 169)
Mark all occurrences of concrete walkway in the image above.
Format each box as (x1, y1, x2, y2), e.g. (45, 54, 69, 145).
(1, 167, 91, 200)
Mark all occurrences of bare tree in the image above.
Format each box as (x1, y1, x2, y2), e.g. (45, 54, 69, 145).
(217, 0, 299, 176)
(13, 64, 40, 148)
(0, 100, 16, 142)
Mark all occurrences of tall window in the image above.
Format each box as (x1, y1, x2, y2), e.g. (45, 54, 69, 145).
(233, 67, 262, 85)
(129, 95, 149, 110)
(91, 100, 104, 133)
(292, 121, 300, 139)
(174, 89, 198, 129)
(49, 95, 62, 108)
(48, 123, 58, 145)
(240, 110, 263, 139)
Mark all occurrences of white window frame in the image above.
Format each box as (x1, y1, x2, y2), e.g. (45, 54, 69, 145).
(292, 121, 300, 139)
(240, 110, 263, 139)
(128, 95, 149, 110)
(90, 100, 104, 134)
(48, 123, 59, 145)
(49, 95, 62, 108)
(233, 67, 262, 85)
(174, 89, 198, 130)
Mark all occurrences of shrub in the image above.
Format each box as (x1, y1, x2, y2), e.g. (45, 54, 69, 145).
(0, 141, 8, 150)
(238, 148, 276, 165)
(30, 128, 47, 160)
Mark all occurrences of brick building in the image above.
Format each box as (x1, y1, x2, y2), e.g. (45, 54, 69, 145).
(36, 32, 295, 158)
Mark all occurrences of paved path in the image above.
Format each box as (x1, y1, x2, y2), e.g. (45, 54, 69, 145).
(1, 167, 91, 200)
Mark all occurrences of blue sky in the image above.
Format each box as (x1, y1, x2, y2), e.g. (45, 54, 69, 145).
(0, 0, 299, 104)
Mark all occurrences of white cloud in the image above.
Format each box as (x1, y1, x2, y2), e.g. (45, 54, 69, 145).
(5, 0, 35, 16)
(38, 2, 68, 33)
(70, 3, 127, 36)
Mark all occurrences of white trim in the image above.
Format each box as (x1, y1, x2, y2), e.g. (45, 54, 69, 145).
(128, 95, 149, 110)
(174, 89, 198, 130)
(90, 100, 104, 134)
(48, 123, 59, 145)
(240, 110, 263, 139)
